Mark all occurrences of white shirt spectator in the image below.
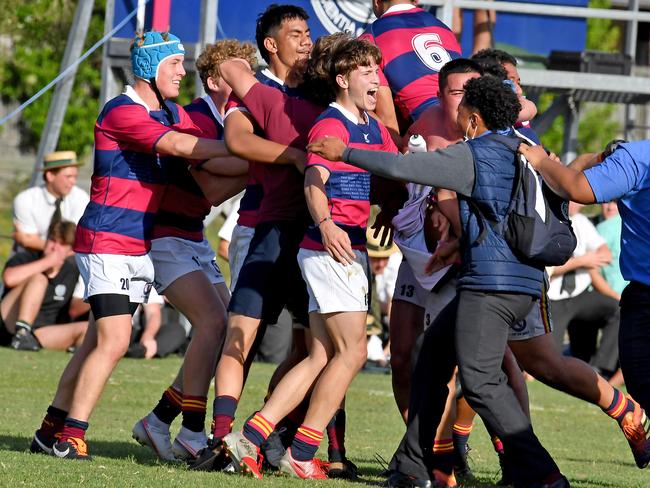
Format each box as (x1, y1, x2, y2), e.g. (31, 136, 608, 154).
(218, 195, 242, 243)
(13, 185, 89, 240)
(375, 251, 402, 308)
(548, 212, 605, 301)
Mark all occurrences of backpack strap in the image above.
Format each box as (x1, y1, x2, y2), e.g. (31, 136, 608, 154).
(469, 133, 527, 245)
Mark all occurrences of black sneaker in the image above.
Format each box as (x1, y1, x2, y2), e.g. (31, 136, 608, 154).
(30, 431, 56, 454)
(453, 444, 474, 480)
(530, 475, 570, 488)
(328, 457, 360, 480)
(52, 437, 92, 460)
(261, 430, 285, 470)
(497, 452, 513, 486)
(385, 470, 432, 488)
(11, 327, 41, 351)
(189, 437, 229, 471)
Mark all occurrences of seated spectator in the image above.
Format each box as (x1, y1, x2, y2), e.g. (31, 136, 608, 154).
(366, 227, 401, 369)
(125, 289, 189, 359)
(548, 202, 620, 377)
(596, 201, 627, 386)
(597, 201, 628, 297)
(0, 221, 88, 351)
(12, 150, 89, 253)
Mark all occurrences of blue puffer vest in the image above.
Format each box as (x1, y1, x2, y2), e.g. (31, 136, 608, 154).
(457, 132, 544, 297)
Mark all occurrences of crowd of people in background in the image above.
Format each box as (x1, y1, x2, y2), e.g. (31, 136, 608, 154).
(2, 1, 650, 488)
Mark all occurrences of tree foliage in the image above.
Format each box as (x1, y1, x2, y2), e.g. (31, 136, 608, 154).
(0, 0, 105, 158)
(539, 0, 623, 155)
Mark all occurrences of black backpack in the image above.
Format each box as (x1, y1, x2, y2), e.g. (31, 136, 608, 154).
(471, 133, 577, 267)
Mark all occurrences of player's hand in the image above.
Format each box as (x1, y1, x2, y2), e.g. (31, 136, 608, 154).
(580, 248, 611, 269)
(44, 240, 68, 268)
(370, 209, 394, 247)
(141, 338, 158, 359)
(519, 144, 550, 169)
(429, 208, 450, 243)
(319, 220, 356, 265)
(307, 136, 347, 162)
(548, 152, 561, 163)
(425, 238, 460, 274)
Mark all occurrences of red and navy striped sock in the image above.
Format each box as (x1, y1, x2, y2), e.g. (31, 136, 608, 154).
(604, 388, 635, 426)
(60, 417, 89, 442)
(326, 408, 346, 462)
(491, 435, 504, 455)
(452, 421, 473, 456)
(152, 386, 183, 425)
(291, 424, 323, 462)
(432, 438, 455, 475)
(242, 412, 275, 448)
(181, 394, 207, 433)
(37, 405, 67, 441)
(212, 395, 238, 439)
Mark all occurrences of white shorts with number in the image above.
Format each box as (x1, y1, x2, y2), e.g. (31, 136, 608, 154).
(228, 224, 255, 292)
(75, 252, 154, 303)
(393, 259, 429, 308)
(298, 248, 370, 314)
(423, 279, 458, 330)
(150, 237, 224, 293)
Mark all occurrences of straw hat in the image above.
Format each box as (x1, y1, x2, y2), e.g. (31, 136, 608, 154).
(366, 227, 398, 258)
(42, 151, 81, 171)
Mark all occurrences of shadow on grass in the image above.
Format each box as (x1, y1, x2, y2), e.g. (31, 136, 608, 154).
(561, 454, 638, 470)
(349, 457, 497, 488)
(0, 434, 177, 466)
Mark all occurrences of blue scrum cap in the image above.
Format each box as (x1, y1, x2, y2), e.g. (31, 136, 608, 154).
(131, 31, 185, 82)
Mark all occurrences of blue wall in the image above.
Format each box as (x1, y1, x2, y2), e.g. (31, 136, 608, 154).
(113, 0, 587, 57)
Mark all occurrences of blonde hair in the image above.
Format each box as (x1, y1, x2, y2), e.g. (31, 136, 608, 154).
(196, 39, 257, 92)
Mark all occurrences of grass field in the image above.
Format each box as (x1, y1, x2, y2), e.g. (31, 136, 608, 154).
(0, 348, 647, 487)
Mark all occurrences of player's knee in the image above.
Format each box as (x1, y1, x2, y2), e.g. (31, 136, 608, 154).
(340, 340, 367, 371)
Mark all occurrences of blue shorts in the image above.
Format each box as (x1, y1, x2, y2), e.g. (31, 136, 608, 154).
(228, 221, 309, 326)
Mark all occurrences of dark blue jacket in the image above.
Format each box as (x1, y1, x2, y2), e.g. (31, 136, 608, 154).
(457, 132, 544, 297)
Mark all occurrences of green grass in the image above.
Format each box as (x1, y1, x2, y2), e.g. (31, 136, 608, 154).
(0, 348, 646, 487)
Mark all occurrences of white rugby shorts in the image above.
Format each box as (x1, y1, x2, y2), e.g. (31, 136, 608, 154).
(393, 259, 429, 308)
(150, 236, 224, 293)
(298, 248, 370, 314)
(227, 224, 255, 292)
(75, 252, 154, 303)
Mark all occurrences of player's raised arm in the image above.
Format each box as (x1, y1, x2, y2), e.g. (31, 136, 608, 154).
(224, 109, 306, 169)
(155, 131, 230, 160)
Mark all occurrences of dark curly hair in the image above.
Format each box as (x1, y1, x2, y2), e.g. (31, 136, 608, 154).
(463, 76, 520, 131)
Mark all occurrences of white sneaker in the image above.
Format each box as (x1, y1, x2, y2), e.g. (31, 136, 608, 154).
(172, 426, 208, 460)
(132, 413, 175, 461)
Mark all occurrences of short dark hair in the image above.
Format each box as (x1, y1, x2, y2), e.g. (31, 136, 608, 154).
(255, 4, 309, 63)
(470, 56, 507, 80)
(472, 48, 518, 67)
(47, 220, 76, 246)
(439, 58, 483, 92)
(463, 76, 521, 131)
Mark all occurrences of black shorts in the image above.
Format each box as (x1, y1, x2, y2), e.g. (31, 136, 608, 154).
(228, 221, 309, 326)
